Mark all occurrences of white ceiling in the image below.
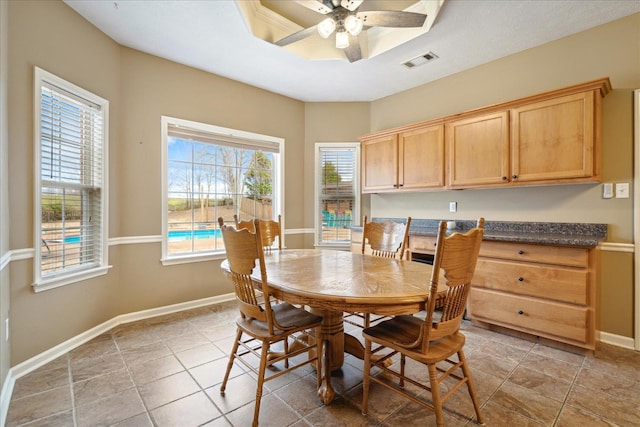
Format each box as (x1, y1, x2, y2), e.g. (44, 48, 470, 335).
(64, 0, 639, 102)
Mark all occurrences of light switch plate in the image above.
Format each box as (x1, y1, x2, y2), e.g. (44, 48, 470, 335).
(616, 183, 630, 198)
(602, 183, 613, 199)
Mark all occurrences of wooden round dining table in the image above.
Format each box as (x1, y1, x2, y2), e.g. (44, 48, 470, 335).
(221, 249, 437, 404)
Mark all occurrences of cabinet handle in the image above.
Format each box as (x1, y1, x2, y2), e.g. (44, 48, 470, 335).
(512, 174, 518, 179)
(518, 277, 524, 282)
(518, 310, 524, 315)
(502, 176, 508, 181)
(398, 184, 404, 187)
(518, 250, 524, 255)
(433, 242, 437, 246)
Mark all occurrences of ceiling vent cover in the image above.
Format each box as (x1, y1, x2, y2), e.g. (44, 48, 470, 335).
(403, 51, 439, 68)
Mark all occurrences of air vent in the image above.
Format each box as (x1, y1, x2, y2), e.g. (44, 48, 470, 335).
(403, 51, 439, 68)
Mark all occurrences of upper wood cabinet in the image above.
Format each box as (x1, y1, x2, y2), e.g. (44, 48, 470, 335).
(360, 78, 610, 193)
(362, 124, 444, 193)
(446, 111, 510, 188)
(361, 133, 398, 192)
(511, 91, 596, 183)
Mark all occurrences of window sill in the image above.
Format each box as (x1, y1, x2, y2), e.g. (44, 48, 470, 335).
(32, 265, 112, 292)
(161, 252, 226, 266)
(314, 243, 350, 251)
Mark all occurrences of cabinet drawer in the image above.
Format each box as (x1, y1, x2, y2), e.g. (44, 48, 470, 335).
(409, 236, 437, 253)
(469, 288, 589, 344)
(479, 241, 588, 267)
(473, 259, 588, 304)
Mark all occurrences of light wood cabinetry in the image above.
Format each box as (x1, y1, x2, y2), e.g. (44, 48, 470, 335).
(511, 91, 597, 183)
(361, 134, 398, 192)
(361, 124, 444, 193)
(360, 78, 610, 192)
(446, 111, 510, 187)
(448, 91, 600, 189)
(408, 235, 437, 256)
(468, 241, 597, 350)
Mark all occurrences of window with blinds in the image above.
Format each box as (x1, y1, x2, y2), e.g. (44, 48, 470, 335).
(35, 68, 109, 290)
(315, 143, 360, 246)
(161, 116, 283, 263)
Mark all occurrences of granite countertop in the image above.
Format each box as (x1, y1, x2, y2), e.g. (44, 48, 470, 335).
(353, 218, 607, 247)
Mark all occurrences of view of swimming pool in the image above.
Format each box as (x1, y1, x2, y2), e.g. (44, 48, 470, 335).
(54, 229, 221, 244)
(168, 229, 221, 241)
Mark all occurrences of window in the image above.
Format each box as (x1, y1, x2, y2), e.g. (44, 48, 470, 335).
(34, 67, 109, 291)
(315, 143, 360, 248)
(161, 117, 283, 264)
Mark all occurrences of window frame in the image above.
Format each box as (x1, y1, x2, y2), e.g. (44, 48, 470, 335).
(314, 142, 360, 249)
(160, 116, 284, 265)
(33, 67, 110, 291)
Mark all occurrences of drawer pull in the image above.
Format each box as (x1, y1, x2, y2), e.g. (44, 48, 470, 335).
(518, 250, 524, 255)
(517, 310, 524, 315)
(518, 277, 524, 282)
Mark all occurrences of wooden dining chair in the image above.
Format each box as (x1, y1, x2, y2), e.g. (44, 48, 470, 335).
(362, 218, 485, 427)
(361, 215, 411, 260)
(218, 217, 323, 427)
(344, 216, 412, 329)
(234, 213, 282, 252)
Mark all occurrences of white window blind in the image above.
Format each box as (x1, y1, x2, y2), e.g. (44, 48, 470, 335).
(316, 144, 360, 246)
(35, 68, 108, 288)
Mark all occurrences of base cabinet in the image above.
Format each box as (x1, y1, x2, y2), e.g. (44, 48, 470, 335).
(468, 241, 597, 350)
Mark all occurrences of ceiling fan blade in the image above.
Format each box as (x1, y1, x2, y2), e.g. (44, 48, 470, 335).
(341, 0, 365, 12)
(295, 0, 334, 14)
(357, 10, 427, 27)
(344, 34, 362, 62)
(275, 25, 319, 47)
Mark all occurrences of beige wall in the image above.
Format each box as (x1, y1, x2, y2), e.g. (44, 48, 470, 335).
(368, 14, 640, 338)
(1, 0, 10, 389)
(303, 102, 370, 247)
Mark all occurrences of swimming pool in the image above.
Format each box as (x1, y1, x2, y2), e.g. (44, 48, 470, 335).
(168, 229, 221, 241)
(56, 229, 221, 244)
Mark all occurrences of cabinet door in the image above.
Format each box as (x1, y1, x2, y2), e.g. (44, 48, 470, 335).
(511, 91, 595, 182)
(362, 134, 398, 193)
(399, 125, 444, 190)
(446, 111, 510, 188)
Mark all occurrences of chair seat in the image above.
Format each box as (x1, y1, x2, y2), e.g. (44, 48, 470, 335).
(237, 302, 322, 339)
(363, 315, 465, 364)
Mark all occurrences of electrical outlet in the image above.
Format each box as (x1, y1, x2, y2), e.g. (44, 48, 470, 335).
(616, 183, 630, 198)
(602, 183, 613, 199)
(449, 202, 457, 212)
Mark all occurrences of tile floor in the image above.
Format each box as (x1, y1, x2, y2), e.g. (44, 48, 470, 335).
(6, 301, 640, 426)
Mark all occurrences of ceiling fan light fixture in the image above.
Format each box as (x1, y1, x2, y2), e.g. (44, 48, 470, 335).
(335, 30, 349, 49)
(344, 15, 363, 36)
(318, 17, 337, 39)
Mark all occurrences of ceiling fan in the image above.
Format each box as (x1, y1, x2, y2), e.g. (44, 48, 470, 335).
(274, 0, 428, 63)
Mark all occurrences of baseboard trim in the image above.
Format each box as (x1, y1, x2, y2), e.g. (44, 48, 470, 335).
(1, 293, 235, 424)
(597, 330, 636, 349)
(0, 369, 14, 427)
(10, 293, 235, 380)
